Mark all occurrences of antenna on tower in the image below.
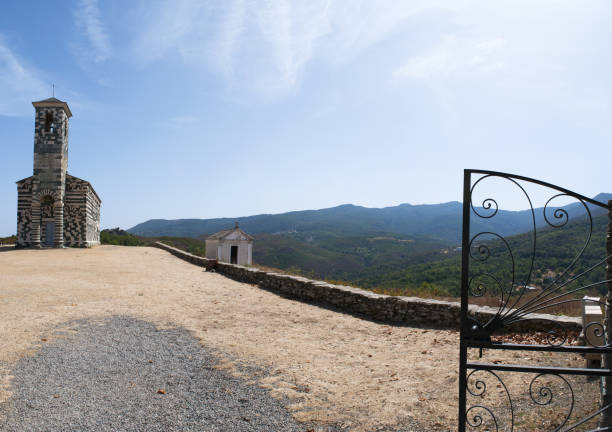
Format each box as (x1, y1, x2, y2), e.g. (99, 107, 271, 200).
(52, 84, 55, 97)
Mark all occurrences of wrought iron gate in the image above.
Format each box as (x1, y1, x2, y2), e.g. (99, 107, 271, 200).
(459, 170, 612, 431)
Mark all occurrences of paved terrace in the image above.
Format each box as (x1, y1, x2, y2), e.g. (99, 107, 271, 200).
(0, 246, 593, 431)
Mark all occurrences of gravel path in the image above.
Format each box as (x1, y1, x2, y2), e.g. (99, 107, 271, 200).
(0, 316, 324, 432)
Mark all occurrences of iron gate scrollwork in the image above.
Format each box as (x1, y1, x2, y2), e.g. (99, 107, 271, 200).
(459, 169, 612, 431)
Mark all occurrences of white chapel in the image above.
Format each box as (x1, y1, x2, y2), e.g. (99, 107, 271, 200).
(205, 223, 253, 265)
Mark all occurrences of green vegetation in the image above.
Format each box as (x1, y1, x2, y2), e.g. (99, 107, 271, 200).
(147, 236, 206, 257)
(360, 213, 609, 298)
(0, 235, 17, 244)
(250, 231, 451, 283)
(100, 230, 145, 246)
(100, 228, 207, 257)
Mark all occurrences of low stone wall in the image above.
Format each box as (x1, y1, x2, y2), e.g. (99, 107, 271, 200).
(153, 242, 581, 332)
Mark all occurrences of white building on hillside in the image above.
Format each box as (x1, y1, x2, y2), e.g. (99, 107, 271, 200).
(205, 222, 253, 265)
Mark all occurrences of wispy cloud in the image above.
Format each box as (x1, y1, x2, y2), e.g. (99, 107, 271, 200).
(131, 0, 446, 101)
(133, 0, 208, 64)
(393, 35, 506, 80)
(73, 0, 111, 63)
(0, 35, 47, 116)
(209, 0, 247, 79)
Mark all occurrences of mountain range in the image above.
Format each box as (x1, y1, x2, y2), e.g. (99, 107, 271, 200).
(128, 193, 611, 243)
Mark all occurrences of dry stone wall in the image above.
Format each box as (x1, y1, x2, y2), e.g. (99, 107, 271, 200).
(153, 242, 581, 332)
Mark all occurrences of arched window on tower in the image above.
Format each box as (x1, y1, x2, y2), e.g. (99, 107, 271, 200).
(44, 112, 53, 132)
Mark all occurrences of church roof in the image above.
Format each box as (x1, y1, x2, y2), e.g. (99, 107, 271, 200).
(67, 174, 102, 203)
(15, 175, 33, 184)
(207, 224, 254, 241)
(36, 97, 63, 103)
(32, 97, 72, 118)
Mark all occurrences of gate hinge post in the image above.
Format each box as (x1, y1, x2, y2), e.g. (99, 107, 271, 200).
(599, 200, 612, 428)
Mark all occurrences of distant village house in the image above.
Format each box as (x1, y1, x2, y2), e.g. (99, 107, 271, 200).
(205, 223, 253, 265)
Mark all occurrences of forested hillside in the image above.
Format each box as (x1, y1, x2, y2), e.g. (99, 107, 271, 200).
(247, 232, 452, 282)
(357, 212, 609, 297)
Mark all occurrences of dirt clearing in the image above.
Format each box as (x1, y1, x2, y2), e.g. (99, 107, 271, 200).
(0, 246, 597, 431)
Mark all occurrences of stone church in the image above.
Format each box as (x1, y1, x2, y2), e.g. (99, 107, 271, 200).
(15, 98, 101, 248)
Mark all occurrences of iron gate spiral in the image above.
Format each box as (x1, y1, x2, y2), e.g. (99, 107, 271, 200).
(459, 170, 612, 431)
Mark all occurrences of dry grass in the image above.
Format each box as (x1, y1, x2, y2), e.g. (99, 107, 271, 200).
(0, 246, 601, 431)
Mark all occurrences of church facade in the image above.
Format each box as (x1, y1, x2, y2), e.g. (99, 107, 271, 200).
(16, 98, 101, 248)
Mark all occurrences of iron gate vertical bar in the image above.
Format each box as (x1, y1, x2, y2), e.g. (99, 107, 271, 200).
(458, 169, 472, 432)
(600, 200, 612, 428)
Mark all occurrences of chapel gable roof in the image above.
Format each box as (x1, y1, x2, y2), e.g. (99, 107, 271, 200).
(207, 224, 254, 241)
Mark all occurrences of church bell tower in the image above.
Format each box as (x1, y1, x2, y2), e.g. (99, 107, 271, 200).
(30, 97, 72, 247)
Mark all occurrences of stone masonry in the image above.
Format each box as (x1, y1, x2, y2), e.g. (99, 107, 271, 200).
(16, 98, 101, 248)
(154, 242, 581, 332)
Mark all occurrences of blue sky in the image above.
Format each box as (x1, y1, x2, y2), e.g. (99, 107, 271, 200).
(1, 0, 611, 236)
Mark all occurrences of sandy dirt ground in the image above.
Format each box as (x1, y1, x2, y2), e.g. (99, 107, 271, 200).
(0, 246, 598, 431)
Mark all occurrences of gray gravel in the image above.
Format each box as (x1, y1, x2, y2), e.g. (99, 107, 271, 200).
(0, 316, 334, 432)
